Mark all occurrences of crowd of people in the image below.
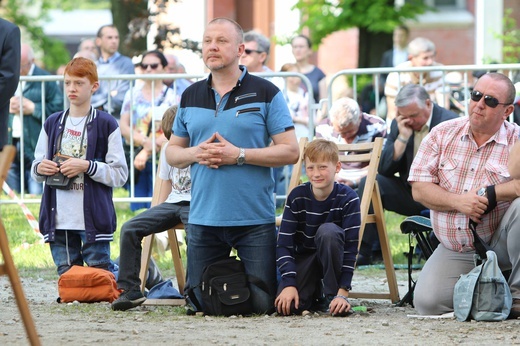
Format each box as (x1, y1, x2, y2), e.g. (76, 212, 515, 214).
(1, 17, 519, 320)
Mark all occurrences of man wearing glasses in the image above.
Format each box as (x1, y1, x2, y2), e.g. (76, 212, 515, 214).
(239, 30, 284, 89)
(239, 30, 271, 74)
(409, 72, 520, 319)
(91, 24, 135, 120)
(357, 83, 457, 265)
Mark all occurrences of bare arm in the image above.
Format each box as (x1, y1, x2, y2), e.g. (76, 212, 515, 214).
(238, 130, 299, 167)
(412, 180, 518, 223)
(166, 130, 299, 170)
(154, 178, 173, 206)
(508, 141, 520, 179)
(392, 115, 414, 161)
(120, 111, 148, 147)
(165, 135, 197, 169)
(386, 95, 397, 124)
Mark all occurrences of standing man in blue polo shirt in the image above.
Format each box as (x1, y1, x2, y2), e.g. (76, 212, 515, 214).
(166, 18, 299, 315)
(91, 24, 135, 120)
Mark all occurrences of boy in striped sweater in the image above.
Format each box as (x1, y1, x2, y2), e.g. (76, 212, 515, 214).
(275, 139, 360, 316)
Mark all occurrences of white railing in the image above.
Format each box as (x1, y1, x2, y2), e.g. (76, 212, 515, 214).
(327, 64, 520, 121)
(5, 64, 520, 206)
(2, 71, 315, 206)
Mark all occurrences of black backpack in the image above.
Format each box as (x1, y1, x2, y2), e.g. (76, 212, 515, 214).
(197, 257, 270, 316)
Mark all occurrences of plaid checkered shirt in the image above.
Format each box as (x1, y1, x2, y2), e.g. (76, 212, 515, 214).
(408, 116, 520, 252)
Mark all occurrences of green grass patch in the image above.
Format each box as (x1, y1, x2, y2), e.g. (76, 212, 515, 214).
(2, 188, 412, 275)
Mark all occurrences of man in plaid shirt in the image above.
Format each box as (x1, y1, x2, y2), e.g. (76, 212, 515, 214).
(408, 72, 520, 319)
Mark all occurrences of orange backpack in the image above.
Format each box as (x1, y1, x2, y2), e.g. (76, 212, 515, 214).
(58, 265, 122, 303)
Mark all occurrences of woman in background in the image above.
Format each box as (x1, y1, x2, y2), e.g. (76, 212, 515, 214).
(291, 34, 327, 105)
(120, 50, 179, 211)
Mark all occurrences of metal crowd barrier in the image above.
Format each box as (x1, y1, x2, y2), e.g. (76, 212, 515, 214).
(2, 71, 314, 206)
(5, 64, 520, 207)
(328, 63, 520, 120)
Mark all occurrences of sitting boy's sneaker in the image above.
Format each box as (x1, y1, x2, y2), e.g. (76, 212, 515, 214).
(111, 290, 146, 311)
(313, 295, 351, 317)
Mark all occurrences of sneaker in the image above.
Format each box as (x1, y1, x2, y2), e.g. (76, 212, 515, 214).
(313, 295, 351, 317)
(310, 295, 331, 313)
(111, 290, 146, 311)
(509, 298, 520, 319)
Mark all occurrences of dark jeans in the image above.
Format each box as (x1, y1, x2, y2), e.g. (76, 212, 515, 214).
(128, 160, 153, 211)
(358, 175, 425, 256)
(6, 139, 42, 194)
(50, 230, 111, 275)
(187, 223, 277, 314)
(117, 202, 189, 292)
(276, 223, 345, 314)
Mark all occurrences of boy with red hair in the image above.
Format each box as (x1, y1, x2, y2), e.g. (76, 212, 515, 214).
(31, 57, 128, 275)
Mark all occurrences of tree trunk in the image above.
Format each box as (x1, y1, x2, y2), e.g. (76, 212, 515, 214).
(357, 28, 392, 68)
(110, 0, 148, 57)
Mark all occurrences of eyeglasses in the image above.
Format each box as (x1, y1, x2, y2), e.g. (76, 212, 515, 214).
(470, 90, 512, 108)
(140, 63, 160, 70)
(244, 49, 263, 55)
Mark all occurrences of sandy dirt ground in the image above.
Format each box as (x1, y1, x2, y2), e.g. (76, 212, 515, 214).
(1, 269, 519, 345)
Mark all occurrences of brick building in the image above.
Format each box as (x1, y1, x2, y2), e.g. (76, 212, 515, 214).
(205, 0, 520, 75)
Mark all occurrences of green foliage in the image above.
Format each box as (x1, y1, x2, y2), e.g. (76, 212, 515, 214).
(4, 190, 408, 273)
(2, 0, 71, 71)
(494, 8, 520, 64)
(46, 0, 110, 10)
(292, 0, 430, 48)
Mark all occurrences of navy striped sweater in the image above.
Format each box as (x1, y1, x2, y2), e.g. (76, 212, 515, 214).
(276, 182, 360, 290)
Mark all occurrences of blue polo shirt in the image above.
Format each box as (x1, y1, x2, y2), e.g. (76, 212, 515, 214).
(174, 66, 294, 226)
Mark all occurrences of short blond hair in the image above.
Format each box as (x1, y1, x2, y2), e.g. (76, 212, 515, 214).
(161, 105, 178, 140)
(304, 139, 339, 164)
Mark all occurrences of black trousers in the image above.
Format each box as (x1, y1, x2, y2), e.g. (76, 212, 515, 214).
(357, 175, 426, 256)
(276, 223, 345, 314)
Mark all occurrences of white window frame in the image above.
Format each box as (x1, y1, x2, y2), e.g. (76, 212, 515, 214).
(407, 0, 473, 29)
(424, 0, 466, 9)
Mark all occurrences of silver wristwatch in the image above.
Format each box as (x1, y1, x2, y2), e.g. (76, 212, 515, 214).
(236, 148, 245, 165)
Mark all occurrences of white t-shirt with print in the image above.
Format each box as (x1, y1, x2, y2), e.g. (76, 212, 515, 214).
(158, 145, 191, 204)
(55, 115, 88, 230)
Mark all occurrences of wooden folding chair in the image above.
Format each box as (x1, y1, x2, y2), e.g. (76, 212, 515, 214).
(280, 137, 400, 302)
(275, 137, 308, 226)
(138, 150, 186, 306)
(0, 146, 41, 345)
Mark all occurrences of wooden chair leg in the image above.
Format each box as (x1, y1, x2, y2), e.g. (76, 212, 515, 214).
(139, 225, 186, 306)
(350, 183, 400, 303)
(372, 183, 400, 303)
(166, 228, 185, 295)
(0, 219, 41, 346)
(138, 234, 154, 293)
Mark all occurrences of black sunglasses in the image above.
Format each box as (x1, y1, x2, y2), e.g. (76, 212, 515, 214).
(140, 63, 160, 70)
(244, 49, 263, 55)
(470, 90, 512, 108)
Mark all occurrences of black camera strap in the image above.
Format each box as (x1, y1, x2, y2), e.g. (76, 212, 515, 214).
(55, 107, 92, 158)
(468, 219, 492, 261)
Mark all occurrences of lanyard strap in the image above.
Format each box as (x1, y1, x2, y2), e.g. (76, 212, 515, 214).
(56, 107, 93, 157)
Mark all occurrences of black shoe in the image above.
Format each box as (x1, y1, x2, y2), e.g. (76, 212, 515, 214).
(311, 295, 334, 314)
(111, 290, 146, 311)
(356, 253, 373, 266)
(372, 250, 383, 264)
(509, 298, 520, 319)
(314, 295, 350, 317)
